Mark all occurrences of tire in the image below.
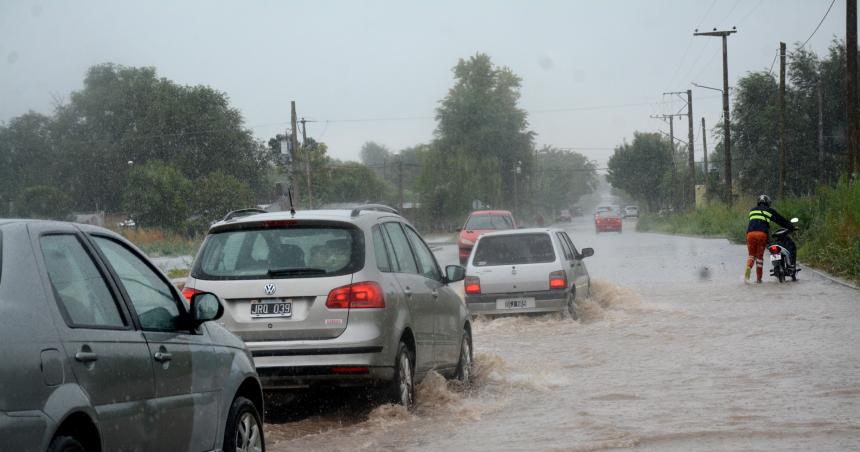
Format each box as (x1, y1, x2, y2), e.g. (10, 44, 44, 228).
(386, 342, 415, 408)
(455, 330, 473, 385)
(223, 396, 265, 452)
(774, 264, 785, 283)
(48, 436, 85, 452)
(565, 291, 579, 321)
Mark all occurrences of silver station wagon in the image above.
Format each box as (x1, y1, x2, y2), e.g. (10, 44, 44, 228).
(183, 205, 473, 407)
(0, 220, 264, 452)
(464, 228, 593, 320)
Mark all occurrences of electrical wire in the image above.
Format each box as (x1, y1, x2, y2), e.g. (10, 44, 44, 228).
(798, 0, 838, 51)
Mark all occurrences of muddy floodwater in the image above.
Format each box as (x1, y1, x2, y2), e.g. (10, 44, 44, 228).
(264, 213, 860, 451)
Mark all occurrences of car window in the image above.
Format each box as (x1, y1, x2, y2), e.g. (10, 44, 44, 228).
(92, 236, 183, 331)
(465, 214, 514, 230)
(40, 234, 126, 328)
(556, 232, 574, 260)
(472, 233, 556, 267)
(383, 222, 419, 274)
(403, 226, 442, 281)
(195, 225, 364, 280)
(371, 225, 392, 273)
(562, 232, 580, 257)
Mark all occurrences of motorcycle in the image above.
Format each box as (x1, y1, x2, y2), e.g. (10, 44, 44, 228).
(768, 217, 800, 283)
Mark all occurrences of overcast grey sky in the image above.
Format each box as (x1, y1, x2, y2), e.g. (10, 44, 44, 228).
(0, 0, 846, 166)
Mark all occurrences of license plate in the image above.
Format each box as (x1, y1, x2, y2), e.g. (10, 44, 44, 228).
(770, 254, 782, 262)
(249, 300, 292, 318)
(496, 297, 535, 309)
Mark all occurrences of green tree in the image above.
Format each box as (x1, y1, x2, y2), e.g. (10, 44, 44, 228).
(607, 133, 674, 211)
(15, 186, 72, 220)
(421, 53, 534, 221)
(189, 171, 256, 232)
(532, 146, 598, 213)
(359, 141, 392, 179)
(321, 161, 392, 203)
(122, 161, 191, 231)
(0, 113, 58, 215)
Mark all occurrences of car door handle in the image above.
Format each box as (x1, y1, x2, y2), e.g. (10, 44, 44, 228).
(74, 351, 98, 363)
(153, 352, 173, 362)
(403, 287, 412, 298)
(431, 289, 439, 299)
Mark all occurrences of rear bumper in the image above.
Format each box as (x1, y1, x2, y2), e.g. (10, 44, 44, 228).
(0, 410, 49, 452)
(256, 365, 395, 389)
(464, 290, 567, 316)
(458, 246, 472, 264)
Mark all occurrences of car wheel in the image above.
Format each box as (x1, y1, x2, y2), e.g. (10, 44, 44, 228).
(455, 329, 473, 385)
(47, 436, 85, 452)
(565, 291, 579, 321)
(387, 342, 414, 408)
(223, 396, 264, 452)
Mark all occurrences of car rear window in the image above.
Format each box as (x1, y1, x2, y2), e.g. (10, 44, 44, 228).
(465, 214, 514, 230)
(472, 233, 555, 267)
(192, 224, 364, 280)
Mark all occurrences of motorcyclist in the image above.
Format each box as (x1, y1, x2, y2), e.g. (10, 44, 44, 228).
(745, 194, 795, 283)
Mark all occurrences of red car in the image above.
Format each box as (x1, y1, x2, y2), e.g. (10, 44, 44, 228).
(595, 211, 622, 233)
(457, 210, 517, 264)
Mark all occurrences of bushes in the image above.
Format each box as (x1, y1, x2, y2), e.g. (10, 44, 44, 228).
(15, 186, 73, 220)
(637, 181, 860, 283)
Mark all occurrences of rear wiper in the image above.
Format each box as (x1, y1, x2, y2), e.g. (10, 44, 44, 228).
(267, 267, 327, 276)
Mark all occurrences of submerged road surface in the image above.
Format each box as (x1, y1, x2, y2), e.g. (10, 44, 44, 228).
(265, 211, 860, 451)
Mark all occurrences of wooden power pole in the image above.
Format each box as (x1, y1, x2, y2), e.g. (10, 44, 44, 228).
(686, 89, 695, 208)
(702, 117, 709, 187)
(299, 117, 314, 209)
(695, 28, 737, 202)
(779, 42, 787, 198)
(848, 0, 858, 181)
(290, 101, 301, 206)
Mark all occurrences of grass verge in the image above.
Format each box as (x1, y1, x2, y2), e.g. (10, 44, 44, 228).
(118, 228, 202, 257)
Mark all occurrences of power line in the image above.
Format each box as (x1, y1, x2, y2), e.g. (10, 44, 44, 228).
(798, 0, 838, 51)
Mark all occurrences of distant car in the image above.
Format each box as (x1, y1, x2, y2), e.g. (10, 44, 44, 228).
(595, 210, 622, 233)
(557, 209, 572, 223)
(572, 206, 584, 217)
(0, 219, 264, 452)
(464, 228, 593, 320)
(183, 205, 473, 408)
(624, 206, 639, 218)
(117, 218, 136, 228)
(457, 210, 517, 265)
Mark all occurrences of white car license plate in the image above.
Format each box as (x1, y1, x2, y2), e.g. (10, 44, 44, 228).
(249, 300, 292, 318)
(496, 297, 535, 309)
(770, 254, 782, 262)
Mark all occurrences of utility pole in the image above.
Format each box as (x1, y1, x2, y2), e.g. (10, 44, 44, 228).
(695, 27, 737, 203)
(779, 42, 787, 198)
(290, 101, 301, 207)
(701, 117, 709, 188)
(818, 83, 825, 184)
(651, 112, 686, 210)
(847, 0, 858, 181)
(397, 155, 404, 212)
(686, 89, 695, 208)
(299, 117, 314, 209)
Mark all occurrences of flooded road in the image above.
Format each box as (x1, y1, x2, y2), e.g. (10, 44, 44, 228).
(265, 211, 860, 451)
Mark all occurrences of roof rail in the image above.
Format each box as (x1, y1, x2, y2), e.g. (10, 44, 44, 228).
(222, 208, 268, 222)
(350, 204, 400, 217)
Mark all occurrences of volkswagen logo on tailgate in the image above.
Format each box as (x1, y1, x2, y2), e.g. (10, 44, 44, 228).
(263, 283, 276, 296)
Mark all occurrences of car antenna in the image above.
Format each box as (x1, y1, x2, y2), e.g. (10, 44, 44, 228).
(287, 186, 296, 217)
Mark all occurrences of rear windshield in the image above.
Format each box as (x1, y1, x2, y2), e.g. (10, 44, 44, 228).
(192, 225, 364, 280)
(472, 233, 555, 267)
(465, 214, 514, 230)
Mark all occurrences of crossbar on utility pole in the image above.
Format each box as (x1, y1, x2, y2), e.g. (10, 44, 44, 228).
(695, 27, 737, 203)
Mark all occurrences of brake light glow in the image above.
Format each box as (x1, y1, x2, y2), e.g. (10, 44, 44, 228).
(263, 220, 299, 228)
(769, 245, 780, 254)
(326, 282, 385, 309)
(549, 270, 567, 290)
(464, 276, 481, 295)
(182, 287, 203, 302)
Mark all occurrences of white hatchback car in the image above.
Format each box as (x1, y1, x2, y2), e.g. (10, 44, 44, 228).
(464, 228, 593, 320)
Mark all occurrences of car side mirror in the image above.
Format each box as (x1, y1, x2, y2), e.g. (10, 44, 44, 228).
(579, 248, 594, 259)
(191, 292, 224, 326)
(445, 265, 466, 283)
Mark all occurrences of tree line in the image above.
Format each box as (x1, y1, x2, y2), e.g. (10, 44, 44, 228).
(609, 39, 859, 210)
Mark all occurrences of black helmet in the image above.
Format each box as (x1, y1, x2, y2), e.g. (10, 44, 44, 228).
(757, 194, 771, 207)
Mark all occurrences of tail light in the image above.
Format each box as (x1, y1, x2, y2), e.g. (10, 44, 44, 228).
(326, 282, 385, 309)
(464, 276, 481, 295)
(769, 245, 780, 254)
(549, 270, 567, 290)
(182, 287, 203, 302)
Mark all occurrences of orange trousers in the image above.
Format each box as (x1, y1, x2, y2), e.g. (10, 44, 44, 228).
(746, 231, 769, 281)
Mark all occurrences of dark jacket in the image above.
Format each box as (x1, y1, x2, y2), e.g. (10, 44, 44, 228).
(747, 204, 793, 233)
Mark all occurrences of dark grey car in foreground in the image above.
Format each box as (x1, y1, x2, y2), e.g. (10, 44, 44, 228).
(0, 220, 264, 452)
